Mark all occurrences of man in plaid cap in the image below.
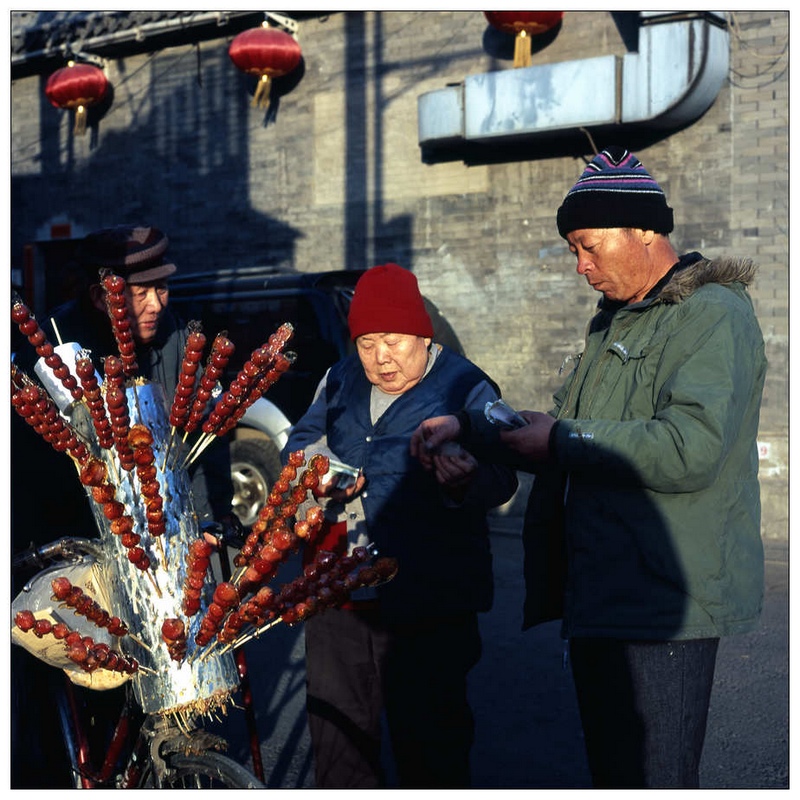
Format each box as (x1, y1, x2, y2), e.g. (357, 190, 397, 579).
(16, 224, 234, 526)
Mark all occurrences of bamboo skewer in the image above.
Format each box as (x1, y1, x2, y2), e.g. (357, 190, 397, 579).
(50, 318, 63, 346)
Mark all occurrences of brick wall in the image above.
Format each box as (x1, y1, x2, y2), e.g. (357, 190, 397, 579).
(10, 10, 788, 536)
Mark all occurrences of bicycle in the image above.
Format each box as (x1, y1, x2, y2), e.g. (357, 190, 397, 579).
(12, 535, 265, 789)
(10, 296, 395, 789)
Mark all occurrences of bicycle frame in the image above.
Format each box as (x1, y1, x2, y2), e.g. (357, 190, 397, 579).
(14, 538, 266, 788)
(57, 670, 267, 788)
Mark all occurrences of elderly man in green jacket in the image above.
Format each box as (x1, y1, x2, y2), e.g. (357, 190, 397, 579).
(411, 146, 767, 789)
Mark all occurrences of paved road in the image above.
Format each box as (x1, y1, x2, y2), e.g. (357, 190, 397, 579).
(212, 531, 789, 790)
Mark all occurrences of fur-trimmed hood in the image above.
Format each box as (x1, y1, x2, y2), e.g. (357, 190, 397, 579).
(659, 257, 758, 304)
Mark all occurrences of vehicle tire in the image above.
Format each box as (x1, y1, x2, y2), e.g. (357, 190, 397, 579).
(230, 437, 282, 528)
(138, 751, 265, 788)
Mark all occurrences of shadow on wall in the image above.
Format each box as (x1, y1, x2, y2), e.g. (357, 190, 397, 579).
(16, 42, 304, 285)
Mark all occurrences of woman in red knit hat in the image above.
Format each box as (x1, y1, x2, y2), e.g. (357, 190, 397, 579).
(283, 263, 517, 789)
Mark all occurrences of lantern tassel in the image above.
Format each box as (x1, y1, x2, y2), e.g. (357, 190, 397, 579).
(74, 104, 88, 136)
(513, 30, 532, 69)
(253, 74, 272, 108)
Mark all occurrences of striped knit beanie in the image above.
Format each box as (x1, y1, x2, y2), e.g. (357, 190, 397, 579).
(556, 146, 674, 238)
(81, 225, 177, 283)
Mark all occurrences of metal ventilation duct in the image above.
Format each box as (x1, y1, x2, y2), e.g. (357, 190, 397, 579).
(418, 12, 729, 160)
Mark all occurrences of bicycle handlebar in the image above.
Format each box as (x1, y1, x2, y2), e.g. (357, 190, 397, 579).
(12, 537, 105, 573)
(13, 517, 242, 576)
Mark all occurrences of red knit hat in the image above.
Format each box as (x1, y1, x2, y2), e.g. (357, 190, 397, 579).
(348, 263, 434, 341)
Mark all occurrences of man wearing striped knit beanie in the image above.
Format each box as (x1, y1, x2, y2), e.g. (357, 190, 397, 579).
(556, 145, 674, 237)
(411, 145, 766, 788)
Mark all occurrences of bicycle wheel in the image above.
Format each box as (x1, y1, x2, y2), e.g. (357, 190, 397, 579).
(138, 751, 265, 788)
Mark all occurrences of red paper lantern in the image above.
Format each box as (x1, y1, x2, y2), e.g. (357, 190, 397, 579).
(45, 61, 109, 136)
(484, 12, 564, 68)
(228, 23, 302, 108)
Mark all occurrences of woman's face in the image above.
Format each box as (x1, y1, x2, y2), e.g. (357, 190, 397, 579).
(356, 332, 432, 395)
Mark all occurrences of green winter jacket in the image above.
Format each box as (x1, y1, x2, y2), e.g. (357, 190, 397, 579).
(523, 253, 767, 641)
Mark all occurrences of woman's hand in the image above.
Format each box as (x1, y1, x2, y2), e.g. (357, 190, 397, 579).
(409, 414, 462, 469)
(314, 470, 367, 503)
(431, 442, 478, 501)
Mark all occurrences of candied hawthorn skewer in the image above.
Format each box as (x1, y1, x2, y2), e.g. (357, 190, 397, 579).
(162, 322, 207, 470)
(128, 424, 167, 560)
(182, 538, 214, 617)
(101, 271, 138, 376)
(11, 295, 83, 404)
(281, 552, 398, 627)
(183, 327, 293, 468)
(169, 322, 206, 430)
(236, 451, 310, 549)
(217, 586, 279, 646)
(214, 326, 294, 439)
(236, 534, 288, 596)
(104, 357, 135, 472)
(196, 340, 259, 433)
(103, 354, 126, 393)
(233, 453, 304, 569)
(232, 451, 326, 591)
(194, 581, 241, 649)
(64, 629, 140, 676)
(14, 611, 140, 675)
(206, 342, 279, 428)
(79, 456, 160, 594)
(224, 548, 396, 651)
(216, 351, 296, 438)
(216, 609, 248, 646)
(51, 576, 129, 637)
(12, 380, 89, 464)
(161, 618, 188, 662)
(182, 333, 236, 436)
(275, 549, 349, 625)
(75, 350, 114, 449)
(236, 505, 325, 597)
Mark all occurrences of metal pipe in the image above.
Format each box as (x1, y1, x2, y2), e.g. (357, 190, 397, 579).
(11, 11, 257, 70)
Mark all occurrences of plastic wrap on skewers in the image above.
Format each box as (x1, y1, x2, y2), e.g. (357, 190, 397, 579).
(484, 398, 529, 430)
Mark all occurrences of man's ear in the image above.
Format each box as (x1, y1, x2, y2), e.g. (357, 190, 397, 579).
(88, 284, 107, 314)
(641, 229, 656, 246)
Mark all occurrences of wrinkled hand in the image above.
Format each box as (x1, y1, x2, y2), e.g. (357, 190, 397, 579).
(499, 411, 556, 462)
(313, 470, 367, 503)
(432, 444, 478, 499)
(201, 514, 244, 548)
(409, 415, 462, 470)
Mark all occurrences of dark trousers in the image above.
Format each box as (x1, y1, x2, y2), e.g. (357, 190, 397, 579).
(304, 606, 482, 788)
(569, 637, 719, 788)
